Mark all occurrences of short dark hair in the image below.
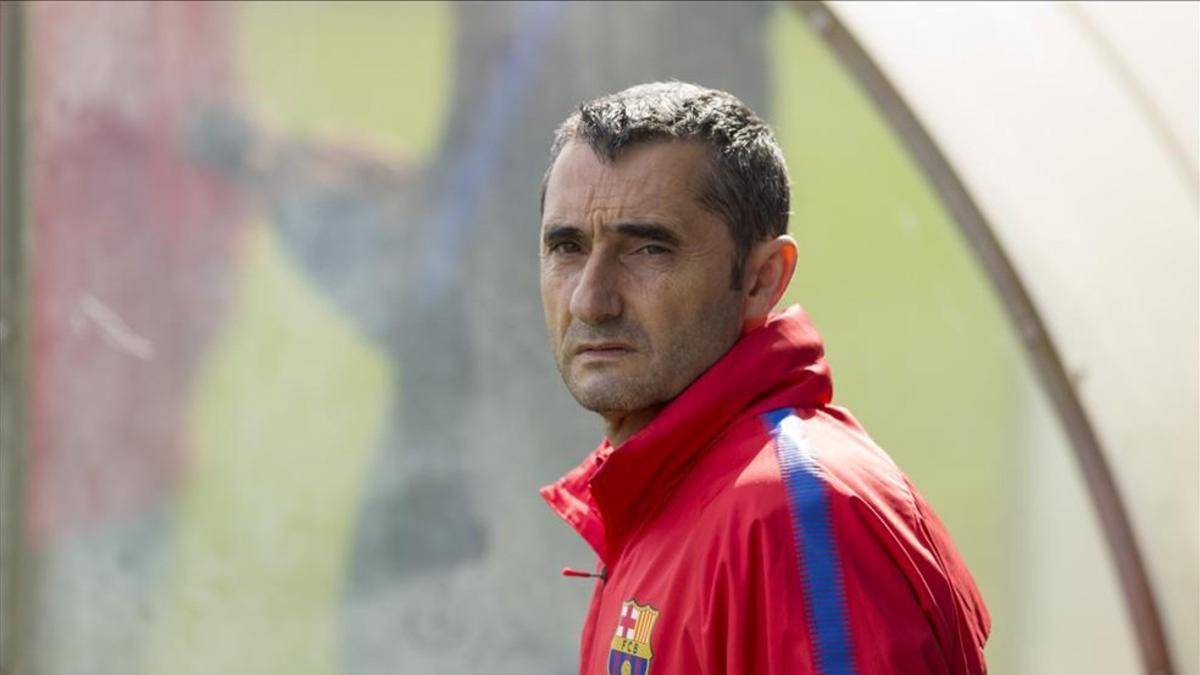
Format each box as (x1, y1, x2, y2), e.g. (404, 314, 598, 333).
(542, 81, 790, 288)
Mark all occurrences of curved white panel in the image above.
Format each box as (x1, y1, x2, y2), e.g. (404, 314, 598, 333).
(828, 2, 1199, 673)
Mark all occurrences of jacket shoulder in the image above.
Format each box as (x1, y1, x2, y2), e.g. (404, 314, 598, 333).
(693, 406, 990, 675)
(696, 406, 911, 521)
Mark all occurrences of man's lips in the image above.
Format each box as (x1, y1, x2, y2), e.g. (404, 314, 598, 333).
(572, 342, 635, 357)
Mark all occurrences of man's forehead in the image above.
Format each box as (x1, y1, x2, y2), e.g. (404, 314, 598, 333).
(542, 139, 711, 222)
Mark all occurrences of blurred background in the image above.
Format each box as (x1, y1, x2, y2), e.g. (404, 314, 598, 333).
(0, 2, 1195, 674)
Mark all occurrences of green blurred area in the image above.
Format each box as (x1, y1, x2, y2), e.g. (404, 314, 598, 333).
(148, 224, 391, 675)
(769, 7, 1019, 670)
(239, 0, 453, 162)
(147, 3, 449, 672)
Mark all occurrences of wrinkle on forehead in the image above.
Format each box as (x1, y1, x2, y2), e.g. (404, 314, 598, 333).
(541, 139, 713, 231)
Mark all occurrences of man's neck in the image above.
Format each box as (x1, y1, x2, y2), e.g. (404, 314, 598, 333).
(603, 405, 664, 448)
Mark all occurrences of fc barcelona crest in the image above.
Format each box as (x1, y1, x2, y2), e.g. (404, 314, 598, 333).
(608, 600, 660, 675)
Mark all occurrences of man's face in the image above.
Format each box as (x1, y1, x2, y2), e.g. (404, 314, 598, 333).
(540, 139, 744, 418)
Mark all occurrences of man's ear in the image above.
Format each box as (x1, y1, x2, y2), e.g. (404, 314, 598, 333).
(740, 235, 798, 332)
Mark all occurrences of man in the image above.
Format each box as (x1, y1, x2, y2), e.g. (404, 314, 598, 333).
(538, 82, 990, 674)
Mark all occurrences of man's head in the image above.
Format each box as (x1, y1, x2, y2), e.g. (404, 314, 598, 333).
(539, 82, 797, 443)
(542, 82, 791, 286)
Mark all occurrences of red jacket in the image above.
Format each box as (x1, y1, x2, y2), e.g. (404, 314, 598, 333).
(541, 306, 990, 675)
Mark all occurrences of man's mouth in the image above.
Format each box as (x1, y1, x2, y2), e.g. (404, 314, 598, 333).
(573, 342, 635, 358)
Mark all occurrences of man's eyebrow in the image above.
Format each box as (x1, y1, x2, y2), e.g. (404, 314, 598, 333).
(541, 222, 683, 247)
(614, 222, 682, 246)
(542, 224, 583, 245)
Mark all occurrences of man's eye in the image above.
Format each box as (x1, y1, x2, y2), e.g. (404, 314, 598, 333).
(636, 244, 671, 255)
(549, 241, 583, 254)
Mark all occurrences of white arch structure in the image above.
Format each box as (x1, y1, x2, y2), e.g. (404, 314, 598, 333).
(800, 2, 1197, 673)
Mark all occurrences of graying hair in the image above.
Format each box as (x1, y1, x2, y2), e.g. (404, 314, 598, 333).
(542, 81, 790, 288)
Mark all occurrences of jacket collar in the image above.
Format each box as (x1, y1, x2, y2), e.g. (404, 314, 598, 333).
(540, 305, 833, 564)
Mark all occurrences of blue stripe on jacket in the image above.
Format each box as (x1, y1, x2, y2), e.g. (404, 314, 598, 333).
(762, 408, 858, 675)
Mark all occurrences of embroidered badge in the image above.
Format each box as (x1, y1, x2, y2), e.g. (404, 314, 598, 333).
(608, 599, 660, 675)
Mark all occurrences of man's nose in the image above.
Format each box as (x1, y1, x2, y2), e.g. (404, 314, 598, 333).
(569, 251, 622, 325)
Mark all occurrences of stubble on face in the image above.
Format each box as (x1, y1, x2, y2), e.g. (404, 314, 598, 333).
(556, 294, 741, 417)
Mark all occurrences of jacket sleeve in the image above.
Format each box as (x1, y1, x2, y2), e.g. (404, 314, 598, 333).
(701, 475, 987, 675)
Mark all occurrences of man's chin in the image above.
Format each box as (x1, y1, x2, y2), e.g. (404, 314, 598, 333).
(567, 379, 648, 415)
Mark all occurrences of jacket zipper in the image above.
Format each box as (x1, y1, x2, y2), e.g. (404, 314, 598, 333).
(561, 566, 607, 582)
